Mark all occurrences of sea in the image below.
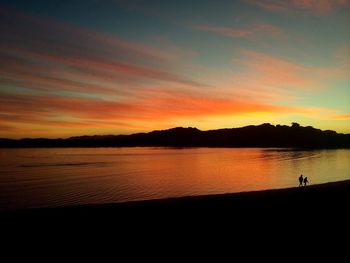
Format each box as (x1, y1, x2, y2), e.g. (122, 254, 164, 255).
(0, 147, 349, 211)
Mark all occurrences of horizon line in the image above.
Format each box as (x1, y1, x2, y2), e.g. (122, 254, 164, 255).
(2, 122, 348, 140)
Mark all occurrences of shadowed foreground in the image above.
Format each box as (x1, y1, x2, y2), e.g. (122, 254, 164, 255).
(2, 180, 350, 226)
(1, 180, 349, 254)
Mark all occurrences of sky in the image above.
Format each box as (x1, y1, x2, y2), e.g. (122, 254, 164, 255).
(0, 0, 349, 138)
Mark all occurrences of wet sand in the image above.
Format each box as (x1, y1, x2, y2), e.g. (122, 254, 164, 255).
(2, 180, 350, 225)
(2, 180, 349, 252)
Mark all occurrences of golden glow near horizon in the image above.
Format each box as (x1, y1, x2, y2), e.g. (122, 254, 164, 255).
(1, 0, 350, 138)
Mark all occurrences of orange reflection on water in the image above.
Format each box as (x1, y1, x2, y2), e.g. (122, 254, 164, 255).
(1, 147, 350, 211)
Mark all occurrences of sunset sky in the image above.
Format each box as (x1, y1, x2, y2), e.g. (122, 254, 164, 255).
(1, 0, 349, 138)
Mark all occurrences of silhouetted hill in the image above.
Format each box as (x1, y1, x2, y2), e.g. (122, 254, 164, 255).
(1, 123, 349, 148)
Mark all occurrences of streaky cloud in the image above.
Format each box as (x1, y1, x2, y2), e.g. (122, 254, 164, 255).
(246, 0, 350, 15)
(0, 7, 206, 96)
(193, 22, 285, 39)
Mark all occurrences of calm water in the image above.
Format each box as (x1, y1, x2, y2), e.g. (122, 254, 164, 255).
(0, 147, 349, 211)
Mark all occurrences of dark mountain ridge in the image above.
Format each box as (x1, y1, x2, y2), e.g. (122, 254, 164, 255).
(1, 123, 349, 148)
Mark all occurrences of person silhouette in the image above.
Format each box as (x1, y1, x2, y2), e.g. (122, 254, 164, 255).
(299, 174, 303, 187)
(303, 177, 309, 186)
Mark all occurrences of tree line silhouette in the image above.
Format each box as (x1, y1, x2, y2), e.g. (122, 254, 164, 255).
(1, 123, 349, 148)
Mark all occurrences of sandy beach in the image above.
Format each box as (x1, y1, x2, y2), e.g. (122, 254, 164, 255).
(3, 180, 350, 224)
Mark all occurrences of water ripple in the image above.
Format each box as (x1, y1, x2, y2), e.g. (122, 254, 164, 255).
(19, 162, 107, 168)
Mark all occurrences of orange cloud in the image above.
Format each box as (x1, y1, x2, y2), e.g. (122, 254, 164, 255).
(136, 89, 301, 118)
(236, 49, 347, 91)
(331, 114, 350, 120)
(0, 46, 204, 96)
(0, 123, 24, 133)
(293, 0, 349, 14)
(246, 0, 349, 15)
(240, 50, 308, 85)
(0, 88, 313, 138)
(1, 7, 347, 138)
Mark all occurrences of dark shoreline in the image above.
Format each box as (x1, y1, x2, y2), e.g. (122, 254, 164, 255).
(3, 180, 350, 222)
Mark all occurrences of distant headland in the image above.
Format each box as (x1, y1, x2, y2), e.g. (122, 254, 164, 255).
(1, 123, 349, 148)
